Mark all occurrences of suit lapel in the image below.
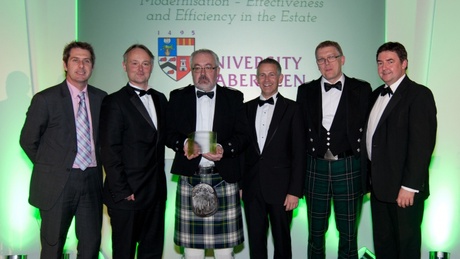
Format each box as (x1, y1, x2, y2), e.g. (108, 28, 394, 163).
(60, 81, 77, 143)
(87, 85, 103, 141)
(212, 85, 224, 132)
(264, 94, 288, 149)
(125, 85, 156, 130)
(308, 78, 323, 133)
(185, 85, 197, 132)
(152, 92, 162, 132)
(343, 76, 358, 134)
(247, 98, 261, 154)
(376, 77, 408, 129)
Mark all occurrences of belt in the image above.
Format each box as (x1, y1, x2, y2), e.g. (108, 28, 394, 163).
(319, 150, 354, 161)
(195, 166, 218, 175)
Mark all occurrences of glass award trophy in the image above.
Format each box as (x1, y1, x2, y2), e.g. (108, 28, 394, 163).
(187, 131, 217, 155)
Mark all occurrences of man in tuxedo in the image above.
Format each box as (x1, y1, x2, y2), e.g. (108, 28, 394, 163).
(166, 49, 248, 259)
(296, 40, 371, 259)
(20, 41, 107, 258)
(365, 42, 437, 258)
(242, 58, 306, 259)
(100, 44, 168, 258)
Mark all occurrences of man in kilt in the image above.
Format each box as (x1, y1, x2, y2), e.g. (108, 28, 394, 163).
(166, 49, 249, 259)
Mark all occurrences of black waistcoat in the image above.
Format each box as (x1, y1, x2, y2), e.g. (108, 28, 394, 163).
(318, 92, 352, 156)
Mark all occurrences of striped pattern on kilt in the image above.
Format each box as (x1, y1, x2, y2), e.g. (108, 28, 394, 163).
(305, 154, 362, 259)
(174, 174, 244, 249)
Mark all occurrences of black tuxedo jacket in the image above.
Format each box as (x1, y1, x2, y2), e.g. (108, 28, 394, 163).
(166, 84, 249, 183)
(364, 76, 437, 203)
(242, 94, 307, 204)
(20, 80, 107, 210)
(100, 84, 168, 210)
(296, 75, 371, 191)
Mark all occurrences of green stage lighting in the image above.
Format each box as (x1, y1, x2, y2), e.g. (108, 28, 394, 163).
(430, 251, 450, 259)
(358, 247, 375, 259)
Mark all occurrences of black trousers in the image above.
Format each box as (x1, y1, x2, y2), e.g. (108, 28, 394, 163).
(39, 167, 102, 259)
(244, 189, 293, 259)
(371, 193, 425, 259)
(108, 200, 166, 259)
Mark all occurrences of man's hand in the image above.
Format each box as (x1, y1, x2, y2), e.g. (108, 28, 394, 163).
(396, 188, 415, 208)
(202, 145, 223, 161)
(125, 194, 135, 201)
(183, 139, 201, 160)
(284, 194, 299, 211)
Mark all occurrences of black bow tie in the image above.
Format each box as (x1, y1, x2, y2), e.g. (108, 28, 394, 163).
(197, 91, 214, 99)
(132, 87, 154, 97)
(258, 97, 274, 107)
(380, 87, 393, 97)
(324, 81, 342, 92)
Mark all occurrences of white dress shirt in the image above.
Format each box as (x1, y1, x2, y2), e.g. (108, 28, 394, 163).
(321, 75, 345, 130)
(255, 93, 278, 152)
(195, 86, 217, 167)
(130, 83, 158, 129)
(366, 75, 404, 160)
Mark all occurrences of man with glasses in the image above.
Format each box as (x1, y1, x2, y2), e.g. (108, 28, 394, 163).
(166, 49, 248, 259)
(296, 40, 371, 258)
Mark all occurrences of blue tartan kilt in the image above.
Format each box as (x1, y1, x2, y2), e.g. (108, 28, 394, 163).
(174, 174, 244, 249)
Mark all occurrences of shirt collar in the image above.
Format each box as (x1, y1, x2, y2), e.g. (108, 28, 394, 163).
(67, 80, 88, 99)
(321, 74, 345, 87)
(259, 92, 279, 104)
(195, 85, 216, 95)
(386, 74, 406, 93)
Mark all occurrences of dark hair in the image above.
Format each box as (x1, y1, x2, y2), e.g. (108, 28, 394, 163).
(257, 58, 282, 75)
(376, 42, 408, 70)
(191, 49, 220, 67)
(123, 44, 155, 64)
(62, 41, 95, 66)
(315, 40, 343, 57)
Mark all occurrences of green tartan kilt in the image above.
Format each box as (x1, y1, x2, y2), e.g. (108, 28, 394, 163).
(174, 174, 244, 249)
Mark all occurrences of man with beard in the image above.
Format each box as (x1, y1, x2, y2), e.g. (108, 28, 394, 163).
(166, 49, 248, 259)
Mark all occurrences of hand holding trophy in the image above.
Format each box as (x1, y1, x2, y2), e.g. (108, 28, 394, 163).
(184, 131, 220, 160)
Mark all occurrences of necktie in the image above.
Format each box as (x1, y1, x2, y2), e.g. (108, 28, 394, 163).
(197, 91, 214, 99)
(132, 87, 154, 97)
(258, 97, 274, 107)
(380, 87, 393, 97)
(75, 92, 92, 170)
(324, 81, 342, 92)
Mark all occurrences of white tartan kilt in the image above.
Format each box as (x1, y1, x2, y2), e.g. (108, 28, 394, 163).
(174, 174, 244, 249)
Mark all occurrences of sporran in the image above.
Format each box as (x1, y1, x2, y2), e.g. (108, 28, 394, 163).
(191, 183, 219, 217)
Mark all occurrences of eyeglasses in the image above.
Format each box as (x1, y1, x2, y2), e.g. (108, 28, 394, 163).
(192, 66, 217, 73)
(316, 55, 342, 65)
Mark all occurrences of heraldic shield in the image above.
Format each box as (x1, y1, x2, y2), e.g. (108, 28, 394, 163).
(158, 37, 195, 81)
